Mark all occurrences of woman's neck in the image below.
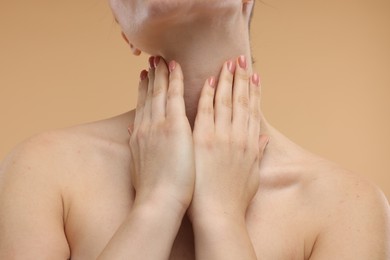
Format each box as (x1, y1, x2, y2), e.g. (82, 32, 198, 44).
(152, 10, 253, 129)
(140, 6, 312, 169)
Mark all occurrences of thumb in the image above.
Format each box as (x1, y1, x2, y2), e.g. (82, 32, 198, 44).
(258, 135, 270, 157)
(128, 124, 134, 136)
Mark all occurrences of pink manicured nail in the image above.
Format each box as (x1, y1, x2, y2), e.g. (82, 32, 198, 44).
(169, 60, 176, 72)
(227, 60, 235, 74)
(238, 55, 247, 69)
(208, 76, 216, 88)
(154, 56, 161, 67)
(252, 73, 260, 86)
(140, 70, 148, 81)
(149, 56, 155, 69)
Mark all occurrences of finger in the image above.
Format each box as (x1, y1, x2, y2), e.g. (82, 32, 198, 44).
(166, 60, 186, 118)
(214, 60, 235, 135)
(232, 55, 250, 136)
(248, 73, 262, 143)
(127, 124, 137, 188)
(194, 77, 216, 132)
(143, 56, 156, 124)
(258, 135, 270, 167)
(127, 123, 134, 137)
(151, 56, 169, 122)
(134, 69, 149, 128)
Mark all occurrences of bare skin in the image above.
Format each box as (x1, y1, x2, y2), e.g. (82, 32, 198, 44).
(0, 0, 389, 259)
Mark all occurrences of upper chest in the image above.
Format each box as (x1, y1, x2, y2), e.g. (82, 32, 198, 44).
(63, 163, 317, 260)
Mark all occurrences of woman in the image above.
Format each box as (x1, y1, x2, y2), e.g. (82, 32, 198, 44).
(0, 0, 389, 259)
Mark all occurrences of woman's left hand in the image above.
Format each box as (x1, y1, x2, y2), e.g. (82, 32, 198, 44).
(189, 55, 269, 223)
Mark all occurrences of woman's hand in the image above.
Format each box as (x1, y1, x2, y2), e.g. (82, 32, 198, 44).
(128, 56, 195, 214)
(99, 57, 194, 259)
(190, 55, 269, 222)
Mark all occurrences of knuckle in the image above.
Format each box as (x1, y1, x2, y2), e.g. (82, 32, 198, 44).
(251, 85, 261, 98)
(167, 87, 182, 99)
(235, 70, 250, 82)
(169, 73, 184, 84)
(250, 106, 261, 120)
(146, 88, 153, 99)
(220, 71, 233, 83)
(199, 105, 213, 115)
(219, 96, 232, 109)
(152, 84, 164, 97)
(204, 87, 215, 98)
(236, 96, 250, 110)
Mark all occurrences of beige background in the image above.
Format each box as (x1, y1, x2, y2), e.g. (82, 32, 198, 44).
(1, 0, 389, 200)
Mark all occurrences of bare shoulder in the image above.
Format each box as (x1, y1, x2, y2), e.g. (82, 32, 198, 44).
(0, 111, 134, 258)
(2, 114, 123, 174)
(0, 129, 74, 258)
(305, 158, 390, 259)
(0, 110, 134, 175)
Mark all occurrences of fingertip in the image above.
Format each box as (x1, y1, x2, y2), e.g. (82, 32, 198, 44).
(227, 60, 236, 74)
(149, 56, 155, 69)
(208, 76, 216, 89)
(140, 70, 148, 81)
(238, 55, 248, 70)
(134, 50, 142, 56)
(169, 60, 177, 73)
(154, 56, 161, 68)
(168, 60, 184, 83)
(251, 73, 260, 87)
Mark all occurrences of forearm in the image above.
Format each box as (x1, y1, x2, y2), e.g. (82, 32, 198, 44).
(192, 215, 257, 260)
(98, 199, 185, 260)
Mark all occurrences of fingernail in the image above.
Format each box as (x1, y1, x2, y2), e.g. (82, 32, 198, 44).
(238, 55, 247, 69)
(252, 73, 260, 86)
(169, 60, 176, 72)
(208, 76, 216, 88)
(154, 56, 161, 68)
(227, 60, 235, 74)
(149, 56, 155, 69)
(127, 125, 133, 136)
(140, 70, 148, 81)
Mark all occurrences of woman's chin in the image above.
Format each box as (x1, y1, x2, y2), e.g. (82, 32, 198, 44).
(144, 0, 188, 19)
(143, 0, 240, 21)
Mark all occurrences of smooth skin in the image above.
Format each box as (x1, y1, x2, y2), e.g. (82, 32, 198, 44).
(98, 58, 196, 259)
(99, 54, 268, 259)
(1, 0, 390, 259)
(190, 56, 268, 259)
(0, 62, 389, 260)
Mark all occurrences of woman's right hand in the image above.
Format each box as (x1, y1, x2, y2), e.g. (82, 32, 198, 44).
(127, 57, 195, 214)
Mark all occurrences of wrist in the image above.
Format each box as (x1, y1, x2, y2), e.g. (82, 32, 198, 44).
(191, 208, 257, 260)
(189, 199, 246, 225)
(133, 190, 188, 218)
(191, 205, 246, 228)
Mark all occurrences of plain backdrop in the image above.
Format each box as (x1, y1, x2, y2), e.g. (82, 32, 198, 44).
(1, 0, 389, 200)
